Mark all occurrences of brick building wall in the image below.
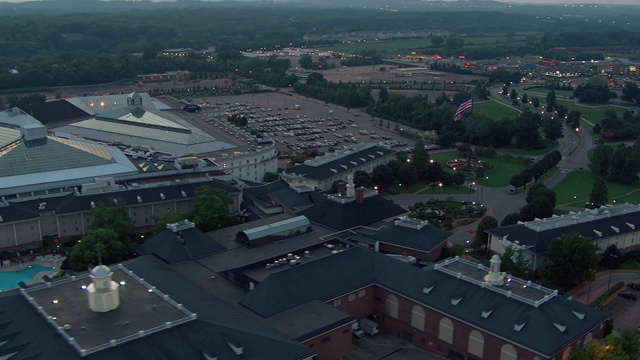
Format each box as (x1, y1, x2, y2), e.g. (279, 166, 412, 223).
(303, 323, 353, 360)
(372, 287, 606, 360)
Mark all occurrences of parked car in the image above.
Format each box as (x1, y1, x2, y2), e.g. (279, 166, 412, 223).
(619, 291, 638, 300)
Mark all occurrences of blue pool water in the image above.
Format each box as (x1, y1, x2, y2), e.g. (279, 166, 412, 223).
(0, 264, 53, 290)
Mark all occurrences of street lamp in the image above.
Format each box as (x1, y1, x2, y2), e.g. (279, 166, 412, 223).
(480, 177, 488, 204)
(573, 195, 577, 207)
(607, 254, 618, 291)
(586, 269, 597, 305)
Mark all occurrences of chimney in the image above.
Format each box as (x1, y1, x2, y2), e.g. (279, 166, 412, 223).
(355, 187, 365, 204)
(338, 182, 346, 195)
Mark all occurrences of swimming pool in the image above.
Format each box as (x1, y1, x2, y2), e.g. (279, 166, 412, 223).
(0, 264, 53, 290)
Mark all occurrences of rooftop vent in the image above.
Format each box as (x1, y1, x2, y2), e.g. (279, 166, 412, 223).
(481, 309, 494, 319)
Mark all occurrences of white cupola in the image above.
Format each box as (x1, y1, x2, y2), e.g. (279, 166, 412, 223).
(87, 264, 120, 312)
(483, 254, 505, 286)
(346, 174, 355, 198)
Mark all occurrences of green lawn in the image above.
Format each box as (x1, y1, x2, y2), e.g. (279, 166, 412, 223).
(472, 100, 520, 120)
(320, 39, 434, 55)
(522, 86, 574, 97)
(555, 99, 626, 126)
(319, 32, 542, 55)
(429, 153, 530, 187)
(551, 171, 640, 206)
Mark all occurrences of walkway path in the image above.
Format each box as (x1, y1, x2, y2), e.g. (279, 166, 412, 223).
(570, 270, 640, 305)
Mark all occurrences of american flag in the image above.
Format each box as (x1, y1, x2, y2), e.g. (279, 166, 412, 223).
(454, 97, 473, 121)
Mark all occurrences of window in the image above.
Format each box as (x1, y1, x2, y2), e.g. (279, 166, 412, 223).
(500, 344, 517, 360)
(411, 305, 425, 331)
(333, 299, 341, 307)
(385, 294, 399, 319)
(438, 317, 454, 344)
(358, 289, 366, 297)
(348, 294, 356, 301)
(584, 332, 593, 344)
(321, 336, 331, 343)
(468, 330, 484, 358)
(342, 328, 349, 334)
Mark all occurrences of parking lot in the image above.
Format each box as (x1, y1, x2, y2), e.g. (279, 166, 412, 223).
(606, 287, 640, 333)
(193, 92, 418, 156)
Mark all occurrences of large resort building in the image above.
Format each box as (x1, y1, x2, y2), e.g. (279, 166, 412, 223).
(0, 92, 620, 360)
(486, 204, 640, 269)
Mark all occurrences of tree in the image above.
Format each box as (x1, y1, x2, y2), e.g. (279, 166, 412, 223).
(509, 88, 518, 100)
(353, 170, 372, 189)
(542, 116, 564, 141)
(187, 187, 237, 232)
(411, 140, 430, 179)
(546, 233, 600, 289)
(456, 143, 473, 158)
(621, 81, 640, 103)
(591, 144, 613, 177)
(473, 216, 498, 249)
(525, 183, 547, 202)
(372, 165, 394, 190)
(453, 171, 466, 189)
(527, 185, 557, 208)
(589, 177, 609, 208)
(70, 229, 131, 272)
(378, 87, 389, 103)
(398, 164, 418, 187)
(600, 244, 623, 269)
(90, 197, 132, 241)
(150, 212, 187, 237)
(501, 245, 531, 279)
(430, 35, 444, 47)
(532, 97, 540, 108)
(545, 90, 556, 107)
(570, 329, 640, 360)
(513, 109, 542, 149)
(262, 172, 279, 183)
(298, 54, 313, 69)
(532, 196, 554, 219)
(519, 168, 533, 187)
(501, 213, 522, 226)
(521, 93, 528, 104)
(425, 161, 444, 184)
(573, 75, 616, 104)
(509, 174, 526, 191)
(519, 203, 540, 222)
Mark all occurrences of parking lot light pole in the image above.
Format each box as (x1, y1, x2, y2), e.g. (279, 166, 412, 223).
(586, 269, 596, 305)
(607, 254, 618, 291)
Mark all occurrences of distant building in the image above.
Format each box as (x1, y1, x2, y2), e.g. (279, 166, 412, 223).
(281, 144, 395, 191)
(0, 177, 240, 252)
(486, 204, 640, 269)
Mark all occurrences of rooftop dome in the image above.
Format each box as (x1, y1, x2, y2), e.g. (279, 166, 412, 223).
(90, 265, 112, 280)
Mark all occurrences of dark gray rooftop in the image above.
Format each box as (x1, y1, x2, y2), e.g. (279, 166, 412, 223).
(351, 218, 452, 253)
(266, 300, 354, 342)
(240, 247, 611, 358)
(22, 265, 196, 357)
(283, 144, 395, 181)
(137, 221, 226, 264)
(486, 204, 640, 253)
(299, 194, 408, 231)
